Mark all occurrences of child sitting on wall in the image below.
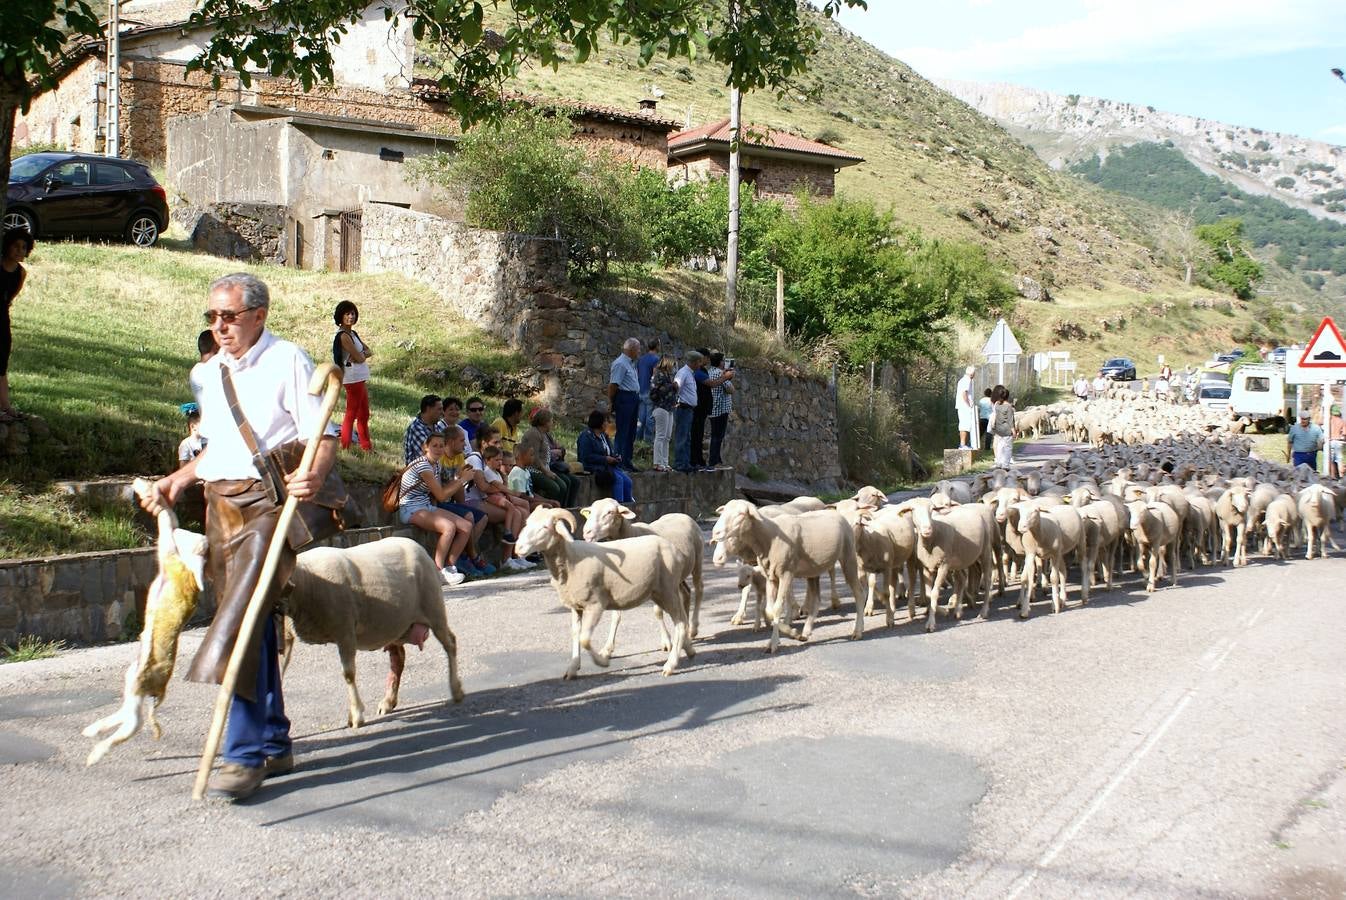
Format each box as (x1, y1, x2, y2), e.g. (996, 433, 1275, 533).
(503, 447, 558, 512)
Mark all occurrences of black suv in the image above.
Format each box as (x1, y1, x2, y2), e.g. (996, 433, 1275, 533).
(5, 152, 168, 247)
(1099, 357, 1137, 381)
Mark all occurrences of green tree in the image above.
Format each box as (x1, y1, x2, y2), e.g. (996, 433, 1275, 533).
(1196, 218, 1263, 299)
(769, 195, 1013, 365)
(2, 0, 866, 215)
(409, 108, 648, 283)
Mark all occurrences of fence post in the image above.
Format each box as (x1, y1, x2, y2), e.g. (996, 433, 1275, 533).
(775, 267, 785, 342)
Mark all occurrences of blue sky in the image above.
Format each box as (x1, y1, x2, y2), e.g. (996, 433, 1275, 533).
(835, 1, 1346, 144)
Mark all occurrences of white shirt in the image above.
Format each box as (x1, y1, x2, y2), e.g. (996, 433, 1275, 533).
(338, 329, 371, 385)
(955, 374, 974, 411)
(462, 451, 488, 503)
(192, 329, 335, 481)
(675, 365, 698, 406)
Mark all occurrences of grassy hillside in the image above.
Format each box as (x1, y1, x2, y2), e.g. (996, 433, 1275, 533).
(413, 9, 1317, 364)
(0, 239, 532, 556)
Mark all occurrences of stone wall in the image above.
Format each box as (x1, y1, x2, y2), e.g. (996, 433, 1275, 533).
(171, 203, 287, 264)
(361, 204, 841, 483)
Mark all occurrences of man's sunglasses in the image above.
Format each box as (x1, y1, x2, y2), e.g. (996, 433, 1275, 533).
(468, 406, 485, 412)
(204, 307, 258, 325)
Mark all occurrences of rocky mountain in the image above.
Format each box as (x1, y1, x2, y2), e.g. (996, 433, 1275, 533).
(938, 79, 1346, 221)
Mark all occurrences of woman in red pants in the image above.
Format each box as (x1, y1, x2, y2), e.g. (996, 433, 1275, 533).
(333, 300, 373, 451)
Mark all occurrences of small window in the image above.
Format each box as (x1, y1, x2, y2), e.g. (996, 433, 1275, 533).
(94, 163, 134, 185)
(1244, 377, 1270, 393)
(379, 147, 405, 162)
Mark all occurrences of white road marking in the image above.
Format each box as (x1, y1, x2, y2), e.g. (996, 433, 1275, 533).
(1006, 689, 1199, 899)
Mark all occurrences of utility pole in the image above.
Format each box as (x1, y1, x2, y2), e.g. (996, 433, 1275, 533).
(725, 84, 741, 327)
(775, 266, 785, 341)
(106, 0, 121, 156)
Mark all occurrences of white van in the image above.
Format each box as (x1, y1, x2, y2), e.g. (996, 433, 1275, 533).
(1229, 364, 1292, 427)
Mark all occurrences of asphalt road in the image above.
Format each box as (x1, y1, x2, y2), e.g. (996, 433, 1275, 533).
(2, 532, 1344, 897)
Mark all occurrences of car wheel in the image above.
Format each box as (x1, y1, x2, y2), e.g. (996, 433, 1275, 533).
(2, 208, 37, 235)
(125, 212, 160, 247)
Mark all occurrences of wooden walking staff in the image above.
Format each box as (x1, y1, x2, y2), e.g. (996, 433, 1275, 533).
(192, 362, 342, 800)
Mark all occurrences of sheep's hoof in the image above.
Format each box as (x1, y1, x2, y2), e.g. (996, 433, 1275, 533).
(561, 668, 579, 681)
(729, 614, 745, 626)
(450, 687, 465, 703)
(591, 653, 611, 668)
(661, 665, 677, 677)
(848, 630, 862, 641)
(377, 699, 396, 715)
(659, 640, 672, 652)
(348, 713, 364, 729)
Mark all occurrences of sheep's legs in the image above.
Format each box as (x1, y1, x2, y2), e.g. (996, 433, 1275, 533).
(429, 620, 466, 703)
(380, 644, 405, 715)
(926, 566, 948, 633)
(579, 603, 610, 668)
(800, 577, 821, 640)
(842, 561, 867, 640)
(690, 569, 704, 639)
(564, 609, 583, 680)
(661, 585, 695, 676)
(828, 569, 840, 611)
(767, 575, 800, 653)
(599, 610, 622, 659)
(1018, 554, 1037, 618)
(279, 616, 297, 676)
(863, 572, 878, 617)
(340, 644, 365, 729)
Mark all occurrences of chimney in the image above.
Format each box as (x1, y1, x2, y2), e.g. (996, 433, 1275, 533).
(638, 98, 658, 113)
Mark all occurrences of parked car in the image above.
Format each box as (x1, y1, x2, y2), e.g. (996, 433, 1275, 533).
(1214, 352, 1238, 364)
(1099, 357, 1137, 381)
(4, 152, 167, 247)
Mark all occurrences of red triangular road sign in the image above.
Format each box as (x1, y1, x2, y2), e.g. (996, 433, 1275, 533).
(1299, 317, 1346, 368)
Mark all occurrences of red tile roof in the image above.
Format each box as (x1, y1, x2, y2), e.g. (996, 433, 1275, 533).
(668, 117, 863, 163)
(409, 79, 682, 132)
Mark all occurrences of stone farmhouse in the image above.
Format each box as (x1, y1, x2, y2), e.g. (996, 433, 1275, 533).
(16, 0, 862, 267)
(668, 117, 864, 208)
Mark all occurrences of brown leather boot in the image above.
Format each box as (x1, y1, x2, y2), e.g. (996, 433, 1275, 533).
(208, 763, 267, 801)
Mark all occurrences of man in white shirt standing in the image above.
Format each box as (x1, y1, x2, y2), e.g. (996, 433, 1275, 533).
(673, 350, 703, 473)
(955, 364, 977, 450)
(142, 272, 337, 802)
(607, 337, 642, 471)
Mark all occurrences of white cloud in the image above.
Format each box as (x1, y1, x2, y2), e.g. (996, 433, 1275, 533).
(889, 0, 1346, 80)
(1320, 124, 1346, 137)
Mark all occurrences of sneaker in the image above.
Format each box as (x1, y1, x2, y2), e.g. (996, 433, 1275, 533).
(439, 566, 466, 586)
(504, 557, 530, 572)
(208, 762, 266, 802)
(515, 556, 537, 569)
(456, 556, 482, 578)
(502, 531, 517, 544)
(471, 557, 497, 576)
(525, 553, 543, 565)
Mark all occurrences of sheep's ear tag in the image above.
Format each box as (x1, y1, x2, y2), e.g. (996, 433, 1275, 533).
(579, 507, 592, 519)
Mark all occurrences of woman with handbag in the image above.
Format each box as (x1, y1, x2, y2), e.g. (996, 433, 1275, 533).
(333, 301, 373, 452)
(398, 431, 474, 585)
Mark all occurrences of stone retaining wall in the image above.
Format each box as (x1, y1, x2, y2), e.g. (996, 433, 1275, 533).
(2, 469, 733, 648)
(361, 204, 840, 484)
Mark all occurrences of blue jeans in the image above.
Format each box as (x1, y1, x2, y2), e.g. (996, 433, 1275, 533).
(223, 614, 290, 768)
(636, 392, 653, 443)
(611, 467, 634, 503)
(613, 390, 639, 467)
(1292, 450, 1318, 469)
(438, 500, 486, 525)
(673, 405, 694, 471)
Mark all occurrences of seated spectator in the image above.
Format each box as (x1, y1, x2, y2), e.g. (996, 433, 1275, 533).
(578, 409, 634, 503)
(403, 394, 445, 464)
(440, 396, 471, 465)
(480, 445, 534, 571)
(461, 430, 531, 570)
(491, 398, 525, 454)
(460, 396, 487, 448)
(506, 446, 558, 511)
(178, 403, 206, 463)
(397, 431, 473, 585)
(519, 408, 579, 506)
(433, 427, 494, 578)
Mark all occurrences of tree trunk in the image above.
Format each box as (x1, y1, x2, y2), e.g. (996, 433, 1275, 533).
(0, 76, 21, 221)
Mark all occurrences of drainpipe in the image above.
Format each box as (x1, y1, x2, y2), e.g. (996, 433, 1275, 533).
(106, 0, 120, 157)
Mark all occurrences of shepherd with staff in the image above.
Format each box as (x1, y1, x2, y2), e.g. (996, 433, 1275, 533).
(141, 272, 342, 802)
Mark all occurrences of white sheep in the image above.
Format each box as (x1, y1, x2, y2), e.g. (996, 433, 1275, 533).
(1126, 500, 1181, 592)
(1264, 494, 1299, 560)
(516, 508, 694, 679)
(893, 497, 994, 632)
(711, 500, 866, 653)
(1011, 502, 1084, 615)
(1297, 484, 1340, 560)
(580, 498, 705, 649)
(731, 563, 769, 630)
(281, 537, 466, 727)
(850, 505, 919, 627)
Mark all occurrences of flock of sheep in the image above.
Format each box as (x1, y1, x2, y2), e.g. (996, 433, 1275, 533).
(82, 386, 1346, 763)
(516, 387, 1345, 681)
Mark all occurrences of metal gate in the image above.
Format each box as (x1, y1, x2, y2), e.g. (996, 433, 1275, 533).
(338, 208, 362, 272)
